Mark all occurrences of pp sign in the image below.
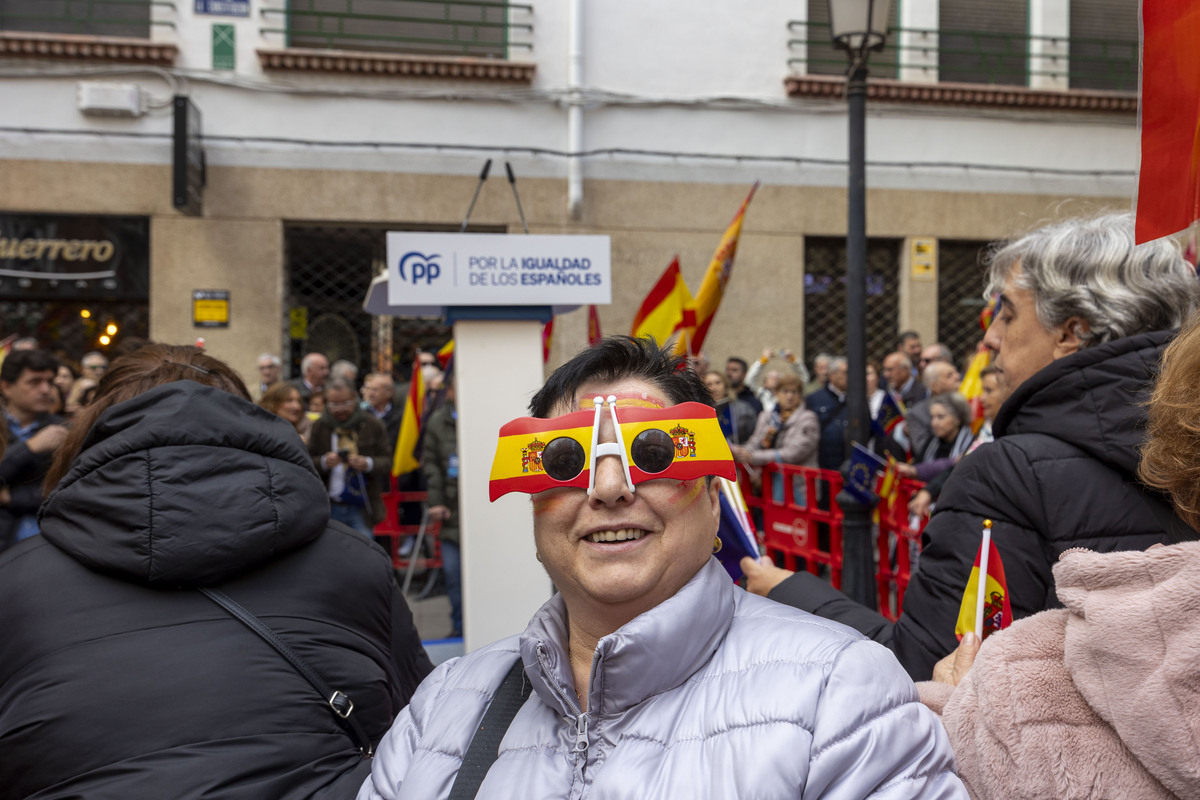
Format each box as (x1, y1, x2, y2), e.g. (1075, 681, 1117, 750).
(386, 233, 611, 308)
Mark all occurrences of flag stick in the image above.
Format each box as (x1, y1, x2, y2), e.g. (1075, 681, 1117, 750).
(975, 519, 992, 639)
(459, 158, 492, 232)
(505, 162, 530, 235)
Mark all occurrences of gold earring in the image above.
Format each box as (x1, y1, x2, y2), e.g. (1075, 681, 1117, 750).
(712, 536, 722, 554)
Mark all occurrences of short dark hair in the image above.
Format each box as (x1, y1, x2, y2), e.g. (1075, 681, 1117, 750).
(897, 331, 920, 347)
(530, 336, 712, 418)
(1, 349, 59, 384)
(726, 357, 748, 372)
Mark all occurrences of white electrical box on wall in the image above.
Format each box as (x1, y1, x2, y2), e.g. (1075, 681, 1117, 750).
(77, 82, 144, 117)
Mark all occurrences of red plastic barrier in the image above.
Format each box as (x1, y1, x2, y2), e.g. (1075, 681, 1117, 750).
(874, 477, 929, 621)
(741, 463, 845, 585)
(738, 462, 928, 622)
(375, 490, 444, 574)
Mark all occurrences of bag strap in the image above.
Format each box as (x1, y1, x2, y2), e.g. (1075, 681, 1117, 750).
(447, 658, 532, 800)
(198, 587, 374, 756)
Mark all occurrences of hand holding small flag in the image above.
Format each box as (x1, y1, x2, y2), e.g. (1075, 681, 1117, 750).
(954, 519, 1013, 641)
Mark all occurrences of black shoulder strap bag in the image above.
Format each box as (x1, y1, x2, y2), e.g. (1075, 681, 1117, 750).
(447, 658, 532, 800)
(199, 587, 375, 757)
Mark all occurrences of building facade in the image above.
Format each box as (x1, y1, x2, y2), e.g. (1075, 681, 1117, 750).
(0, 0, 1138, 380)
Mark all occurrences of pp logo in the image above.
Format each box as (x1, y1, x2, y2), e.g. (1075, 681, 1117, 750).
(397, 251, 442, 284)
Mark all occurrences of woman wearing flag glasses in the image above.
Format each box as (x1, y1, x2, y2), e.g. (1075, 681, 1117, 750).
(360, 336, 964, 799)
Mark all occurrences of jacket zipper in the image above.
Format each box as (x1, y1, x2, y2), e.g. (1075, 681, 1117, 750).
(573, 712, 589, 783)
(535, 643, 591, 786)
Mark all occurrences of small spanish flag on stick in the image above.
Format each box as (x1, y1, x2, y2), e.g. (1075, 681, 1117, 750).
(955, 519, 1012, 641)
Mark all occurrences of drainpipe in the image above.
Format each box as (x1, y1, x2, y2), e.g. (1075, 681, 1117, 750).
(567, 0, 584, 220)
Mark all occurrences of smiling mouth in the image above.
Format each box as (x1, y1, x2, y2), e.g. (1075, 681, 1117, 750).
(585, 528, 646, 543)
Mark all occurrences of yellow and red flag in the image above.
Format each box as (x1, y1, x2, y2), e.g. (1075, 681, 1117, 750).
(586, 304, 602, 346)
(436, 340, 455, 370)
(958, 343, 992, 435)
(489, 403, 734, 500)
(631, 256, 693, 347)
(1135, 0, 1200, 243)
(955, 520, 1012, 641)
(391, 358, 426, 476)
(678, 183, 758, 354)
(542, 317, 554, 364)
(978, 293, 999, 332)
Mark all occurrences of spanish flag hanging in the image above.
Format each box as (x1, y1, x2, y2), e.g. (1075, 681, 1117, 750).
(954, 520, 1012, 641)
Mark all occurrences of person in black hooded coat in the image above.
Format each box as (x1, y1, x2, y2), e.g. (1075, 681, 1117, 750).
(742, 213, 1200, 680)
(0, 345, 433, 800)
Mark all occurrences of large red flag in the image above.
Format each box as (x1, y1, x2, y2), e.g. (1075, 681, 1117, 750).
(1135, 1, 1200, 243)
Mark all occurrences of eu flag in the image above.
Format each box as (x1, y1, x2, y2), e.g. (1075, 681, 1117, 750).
(845, 442, 886, 505)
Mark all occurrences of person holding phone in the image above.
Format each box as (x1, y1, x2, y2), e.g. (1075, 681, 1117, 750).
(308, 377, 391, 537)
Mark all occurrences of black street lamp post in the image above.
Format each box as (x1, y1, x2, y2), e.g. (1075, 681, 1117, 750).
(828, 0, 891, 609)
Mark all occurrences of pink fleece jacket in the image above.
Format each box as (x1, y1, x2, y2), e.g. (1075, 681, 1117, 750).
(918, 541, 1200, 800)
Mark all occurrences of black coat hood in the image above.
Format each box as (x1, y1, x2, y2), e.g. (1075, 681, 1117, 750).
(40, 381, 329, 587)
(993, 330, 1171, 479)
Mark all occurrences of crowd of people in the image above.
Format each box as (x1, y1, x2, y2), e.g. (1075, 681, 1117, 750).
(1, 210, 1198, 798)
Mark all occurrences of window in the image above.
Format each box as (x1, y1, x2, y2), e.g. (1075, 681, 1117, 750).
(0, 0, 151, 38)
(936, 241, 990, 367)
(939, 0, 1027, 86)
(1069, 0, 1137, 91)
(803, 237, 901, 365)
(286, 0, 510, 58)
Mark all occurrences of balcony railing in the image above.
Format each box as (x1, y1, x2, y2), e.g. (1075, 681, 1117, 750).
(788, 21, 1137, 93)
(0, 0, 174, 39)
(261, 0, 532, 59)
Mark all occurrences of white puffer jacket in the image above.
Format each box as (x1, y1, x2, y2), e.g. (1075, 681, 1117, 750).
(360, 559, 965, 799)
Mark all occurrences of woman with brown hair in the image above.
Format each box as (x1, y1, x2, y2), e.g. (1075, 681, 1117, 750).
(0, 344, 432, 800)
(261, 380, 312, 444)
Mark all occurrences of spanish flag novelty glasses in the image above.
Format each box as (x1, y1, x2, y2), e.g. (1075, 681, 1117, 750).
(489, 397, 735, 501)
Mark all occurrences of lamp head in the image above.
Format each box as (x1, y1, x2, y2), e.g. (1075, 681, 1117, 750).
(828, 0, 891, 60)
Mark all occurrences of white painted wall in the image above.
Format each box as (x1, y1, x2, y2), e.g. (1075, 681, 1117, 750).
(0, 0, 1136, 199)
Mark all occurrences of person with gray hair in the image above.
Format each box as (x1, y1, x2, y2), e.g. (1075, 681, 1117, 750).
(331, 359, 359, 387)
(287, 351, 330, 408)
(898, 360, 963, 458)
(255, 352, 282, 399)
(804, 351, 833, 395)
(743, 212, 1200, 680)
(918, 343, 954, 372)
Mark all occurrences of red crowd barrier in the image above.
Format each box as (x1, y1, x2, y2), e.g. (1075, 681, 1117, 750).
(738, 463, 929, 622)
(374, 490, 444, 596)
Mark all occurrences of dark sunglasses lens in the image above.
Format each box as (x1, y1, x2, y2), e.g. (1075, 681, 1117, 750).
(631, 429, 675, 474)
(542, 437, 586, 481)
